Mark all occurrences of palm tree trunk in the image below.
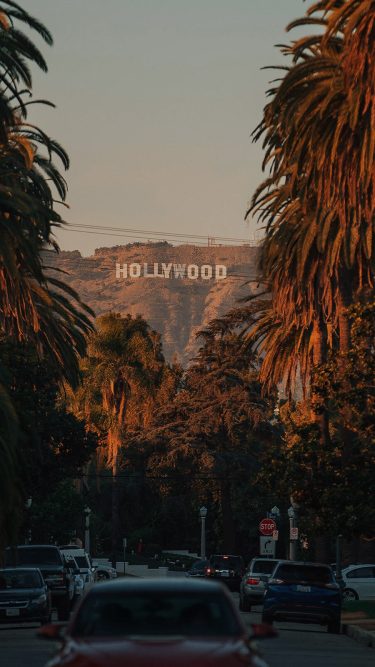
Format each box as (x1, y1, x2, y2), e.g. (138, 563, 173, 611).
(220, 478, 235, 553)
(311, 317, 330, 446)
(111, 453, 120, 568)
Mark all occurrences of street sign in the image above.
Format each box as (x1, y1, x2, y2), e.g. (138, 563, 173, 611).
(272, 530, 279, 541)
(260, 536, 276, 557)
(259, 518, 276, 536)
(290, 527, 299, 541)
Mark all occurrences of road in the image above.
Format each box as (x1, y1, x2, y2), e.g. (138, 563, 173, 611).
(0, 604, 374, 667)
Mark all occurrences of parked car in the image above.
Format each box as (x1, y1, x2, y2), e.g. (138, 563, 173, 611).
(262, 560, 341, 633)
(342, 564, 375, 600)
(239, 558, 280, 611)
(60, 549, 95, 588)
(91, 561, 118, 581)
(5, 545, 74, 621)
(205, 555, 245, 591)
(38, 578, 277, 667)
(185, 559, 209, 577)
(0, 567, 51, 624)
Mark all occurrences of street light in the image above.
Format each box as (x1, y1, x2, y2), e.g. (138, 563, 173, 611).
(84, 506, 91, 554)
(199, 506, 208, 559)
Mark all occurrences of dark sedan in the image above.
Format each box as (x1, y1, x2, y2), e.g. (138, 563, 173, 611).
(205, 555, 245, 591)
(0, 567, 51, 624)
(39, 577, 276, 667)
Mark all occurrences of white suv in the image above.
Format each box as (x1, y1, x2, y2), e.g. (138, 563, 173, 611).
(342, 564, 375, 600)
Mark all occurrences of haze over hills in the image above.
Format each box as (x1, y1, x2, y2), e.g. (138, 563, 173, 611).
(51, 242, 260, 365)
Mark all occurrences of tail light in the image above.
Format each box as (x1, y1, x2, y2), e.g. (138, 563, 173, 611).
(246, 577, 260, 585)
(205, 567, 215, 575)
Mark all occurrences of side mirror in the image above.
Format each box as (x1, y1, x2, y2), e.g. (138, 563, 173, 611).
(37, 623, 66, 641)
(249, 623, 278, 641)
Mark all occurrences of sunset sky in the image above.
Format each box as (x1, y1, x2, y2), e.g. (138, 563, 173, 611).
(27, 0, 305, 255)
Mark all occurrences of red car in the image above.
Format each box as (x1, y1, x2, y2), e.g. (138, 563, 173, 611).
(39, 577, 276, 666)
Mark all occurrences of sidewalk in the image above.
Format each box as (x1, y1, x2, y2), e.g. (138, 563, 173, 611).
(342, 612, 375, 648)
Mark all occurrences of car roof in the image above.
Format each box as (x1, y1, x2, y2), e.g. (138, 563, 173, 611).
(6, 544, 60, 550)
(0, 567, 43, 572)
(275, 560, 332, 568)
(86, 577, 230, 595)
(343, 563, 375, 569)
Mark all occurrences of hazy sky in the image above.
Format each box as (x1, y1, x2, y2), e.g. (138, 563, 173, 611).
(26, 0, 306, 255)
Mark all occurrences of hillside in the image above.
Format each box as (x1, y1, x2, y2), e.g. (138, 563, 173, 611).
(50, 243, 260, 365)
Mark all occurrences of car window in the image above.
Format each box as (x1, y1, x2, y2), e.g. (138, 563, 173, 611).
(346, 567, 374, 579)
(72, 591, 242, 638)
(275, 564, 333, 583)
(191, 560, 208, 571)
(251, 560, 278, 574)
(5, 547, 62, 566)
(210, 556, 243, 569)
(0, 569, 42, 589)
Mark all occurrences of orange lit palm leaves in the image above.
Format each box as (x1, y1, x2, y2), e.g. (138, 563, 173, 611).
(246, 0, 375, 392)
(76, 314, 166, 468)
(0, 1, 93, 383)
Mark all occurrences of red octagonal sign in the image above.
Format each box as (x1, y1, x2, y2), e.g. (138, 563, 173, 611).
(259, 518, 276, 536)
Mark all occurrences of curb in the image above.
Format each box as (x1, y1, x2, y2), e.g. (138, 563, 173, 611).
(343, 623, 375, 648)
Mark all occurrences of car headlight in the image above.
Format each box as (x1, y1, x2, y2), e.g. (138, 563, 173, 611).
(31, 594, 47, 605)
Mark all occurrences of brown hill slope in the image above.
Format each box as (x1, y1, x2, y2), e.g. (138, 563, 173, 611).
(50, 243, 260, 365)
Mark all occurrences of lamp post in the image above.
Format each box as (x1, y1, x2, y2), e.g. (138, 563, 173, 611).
(25, 497, 32, 544)
(199, 506, 208, 559)
(84, 506, 91, 554)
(288, 506, 297, 560)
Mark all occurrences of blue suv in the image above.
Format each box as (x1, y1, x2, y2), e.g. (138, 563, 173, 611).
(262, 560, 341, 633)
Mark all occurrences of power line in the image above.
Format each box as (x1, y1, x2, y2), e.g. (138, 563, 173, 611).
(63, 222, 262, 246)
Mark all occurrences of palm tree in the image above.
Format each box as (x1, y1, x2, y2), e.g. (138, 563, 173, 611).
(246, 0, 374, 416)
(71, 314, 169, 564)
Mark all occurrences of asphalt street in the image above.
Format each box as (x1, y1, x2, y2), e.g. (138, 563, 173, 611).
(0, 603, 374, 667)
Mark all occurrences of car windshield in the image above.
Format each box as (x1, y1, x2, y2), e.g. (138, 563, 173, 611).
(74, 556, 90, 569)
(7, 548, 62, 566)
(252, 560, 278, 574)
(211, 556, 242, 569)
(0, 570, 42, 589)
(72, 591, 242, 638)
(276, 564, 333, 584)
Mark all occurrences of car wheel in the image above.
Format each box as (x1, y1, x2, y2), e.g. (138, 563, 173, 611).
(343, 588, 359, 601)
(239, 596, 252, 612)
(262, 613, 273, 625)
(97, 570, 110, 581)
(327, 619, 341, 634)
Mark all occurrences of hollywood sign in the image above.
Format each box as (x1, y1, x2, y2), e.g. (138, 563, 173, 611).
(115, 263, 227, 280)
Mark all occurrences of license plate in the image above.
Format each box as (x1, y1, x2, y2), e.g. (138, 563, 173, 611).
(296, 585, 311, 592)
(6, 608, 20, 617)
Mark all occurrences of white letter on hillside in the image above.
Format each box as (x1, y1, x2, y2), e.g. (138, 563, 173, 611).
(161, 263, 173, 278)
(173, 264, 186, 279)
(215, 265, 227, 280)
(129, 263, 141, 278)
(201, 265, 213, 280)
(116, 263, 128, 279)
(187, 265, 199, 279)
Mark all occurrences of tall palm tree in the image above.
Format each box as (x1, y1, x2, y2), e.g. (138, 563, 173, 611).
(71, 314, 168, 564)
(247, 0, 374, 408)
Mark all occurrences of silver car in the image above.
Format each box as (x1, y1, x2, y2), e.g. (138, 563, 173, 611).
(239, 558, 279, 611)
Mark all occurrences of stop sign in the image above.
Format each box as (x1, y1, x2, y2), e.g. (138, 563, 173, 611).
(259, 518, 276, 536)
